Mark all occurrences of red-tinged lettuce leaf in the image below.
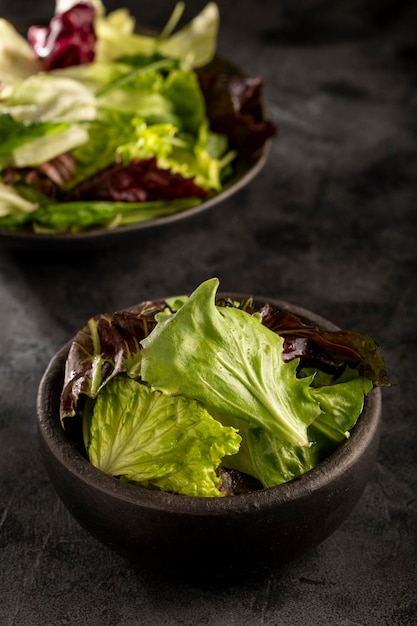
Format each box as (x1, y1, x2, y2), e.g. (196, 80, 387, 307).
(61, 157, 210, 203)
(262, 310, 390, 386)
(216, 297, 388, 385)
(198, 74, 277, 156)
(27, 2, 96, 71)
(3, 153, 77, 196)
(60, 301, 166, 424)
(281, 336, 341, 373)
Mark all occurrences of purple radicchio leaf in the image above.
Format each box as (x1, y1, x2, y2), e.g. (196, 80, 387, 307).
(27, 2, 97, 71)
(61, 157, 210, 203)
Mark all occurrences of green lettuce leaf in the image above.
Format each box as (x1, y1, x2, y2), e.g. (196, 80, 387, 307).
(157, 3, 220, 68)
(245, 427, 320, 487)
(219, 371, 372, 487)
(57, 63, 231, 191)
(3, 74, 96, 124)
(308, 373, 373, 450)
(94, 2, 219, 69)
(0, 74, 96, 167)
(0, 18, 42, 86)
(0, 181, 39, 218)
(211, 410, 319, 487)
(87, 375, 241, 497)
(160, 67, 206, 136)
(140, 278, 322, 447)
(0, 114, 70, 163)
(26, 198, 201, 233)
(94, 6, 167, 63)
(65, 110, 138, 188)
(103, 66, 232, 191)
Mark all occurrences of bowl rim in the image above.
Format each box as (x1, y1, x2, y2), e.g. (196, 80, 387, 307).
(36, 294, 382, 515)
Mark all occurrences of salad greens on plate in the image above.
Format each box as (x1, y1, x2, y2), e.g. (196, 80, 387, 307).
(60, 277, 389, 497)
(0, 1, 276, 234)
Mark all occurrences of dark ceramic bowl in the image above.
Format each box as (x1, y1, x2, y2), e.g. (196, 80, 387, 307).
(0, 55, 272, 252)
(36, 296, 382, 579)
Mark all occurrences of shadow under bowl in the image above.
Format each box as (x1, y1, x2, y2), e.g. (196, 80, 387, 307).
(36, 296, 382, 579)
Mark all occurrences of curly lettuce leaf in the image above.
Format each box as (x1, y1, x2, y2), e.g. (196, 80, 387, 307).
(140, 278, 322, 447)
(118, 124, 232, 192)
(87, 375, 241, 497)
(97, 67, 233, 191)
(56, 64, 230, 192)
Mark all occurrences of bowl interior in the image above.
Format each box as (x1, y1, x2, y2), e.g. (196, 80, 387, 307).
(37, 295, 382, 512)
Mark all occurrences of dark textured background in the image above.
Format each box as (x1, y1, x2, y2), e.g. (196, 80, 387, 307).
(1, 1, 416, 624)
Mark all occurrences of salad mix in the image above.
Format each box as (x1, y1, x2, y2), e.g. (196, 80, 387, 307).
(60, 277, 388, 497)
(0, 1, 276, 233)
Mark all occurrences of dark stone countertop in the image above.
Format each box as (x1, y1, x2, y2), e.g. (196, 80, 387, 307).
(0, 1, 416, 624)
